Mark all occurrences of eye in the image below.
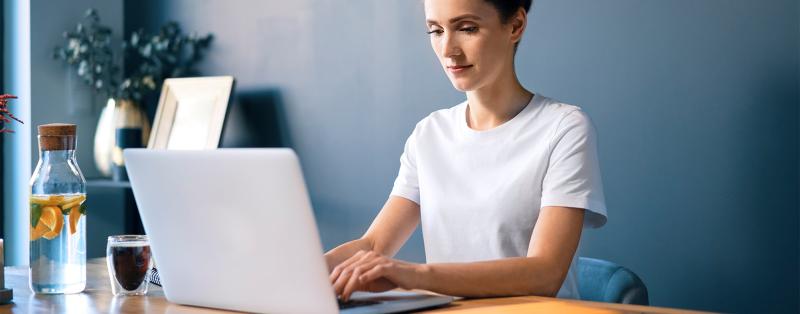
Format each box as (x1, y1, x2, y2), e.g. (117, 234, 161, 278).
(427, 29, 444, 36)
(460, 26, 478, 33)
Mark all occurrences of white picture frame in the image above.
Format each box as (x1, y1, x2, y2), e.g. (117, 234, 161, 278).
(147, 76, 235, 150)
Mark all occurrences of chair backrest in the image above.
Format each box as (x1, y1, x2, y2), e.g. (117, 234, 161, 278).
(577, 257, 649, 305)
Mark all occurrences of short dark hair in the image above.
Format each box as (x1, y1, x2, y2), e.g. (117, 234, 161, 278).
(482, 0, 532, 23)
(482, 0, 532, 53)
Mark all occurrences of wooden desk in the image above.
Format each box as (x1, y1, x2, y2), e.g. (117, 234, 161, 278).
(0, 259, 711, 314)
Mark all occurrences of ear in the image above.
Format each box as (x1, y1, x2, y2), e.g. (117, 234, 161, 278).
(509, 7, 527, 44)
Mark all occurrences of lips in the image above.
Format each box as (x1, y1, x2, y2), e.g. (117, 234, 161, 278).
(447, 65, 473, 74)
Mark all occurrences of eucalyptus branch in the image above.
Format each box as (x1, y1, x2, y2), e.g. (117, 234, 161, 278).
(54, 8, 213, 103)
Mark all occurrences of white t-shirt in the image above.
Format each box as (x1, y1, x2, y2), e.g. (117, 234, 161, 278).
(390, 93, 607, 299)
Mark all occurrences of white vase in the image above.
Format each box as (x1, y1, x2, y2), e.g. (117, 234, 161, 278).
(93, 98, 151, 178)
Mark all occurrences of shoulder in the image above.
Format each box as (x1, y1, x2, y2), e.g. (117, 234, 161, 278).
(536, 95, 595, 134)
(410, 100, 466, 135)
(537, 95, 585, 122)
(523, 95, 599, 152)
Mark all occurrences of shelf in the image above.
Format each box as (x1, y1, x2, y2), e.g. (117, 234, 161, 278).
(86, 179, 131, 189)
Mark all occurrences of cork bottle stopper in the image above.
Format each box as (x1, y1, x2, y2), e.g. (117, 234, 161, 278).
(38, 123, 77, 151)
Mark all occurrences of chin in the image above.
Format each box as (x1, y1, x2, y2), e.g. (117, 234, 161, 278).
(448, 78, 477, 92)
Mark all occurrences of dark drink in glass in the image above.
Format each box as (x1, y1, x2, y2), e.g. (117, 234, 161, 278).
(107, 235, 152, 296)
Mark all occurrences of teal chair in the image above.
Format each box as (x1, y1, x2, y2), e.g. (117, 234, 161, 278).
(577, 257, 649, 305)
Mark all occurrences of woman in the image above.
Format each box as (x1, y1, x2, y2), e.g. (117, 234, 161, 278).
(326, 0, 607, 301)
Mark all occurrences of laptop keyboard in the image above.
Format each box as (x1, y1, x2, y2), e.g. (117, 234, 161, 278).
(338, 299, 381, 309)
(151, 267, 382, 310)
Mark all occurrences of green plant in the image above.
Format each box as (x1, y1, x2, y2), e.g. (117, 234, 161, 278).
(53, 9, 213, 102)
(120, 22, 213, 101)
(52, 9, 119, 98)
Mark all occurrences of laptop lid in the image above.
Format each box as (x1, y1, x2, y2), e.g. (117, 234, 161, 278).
(124, 148, 338, 313)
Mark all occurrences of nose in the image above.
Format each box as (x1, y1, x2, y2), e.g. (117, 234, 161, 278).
(440, 32, 462, 59)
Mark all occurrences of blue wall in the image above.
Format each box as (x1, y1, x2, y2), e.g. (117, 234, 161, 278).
(523, 1, 799, 313)
(3, 0, 124, 266)
(125, 0, 799, 312)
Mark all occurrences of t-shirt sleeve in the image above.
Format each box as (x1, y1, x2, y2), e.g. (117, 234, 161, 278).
(390, 127, 421, 205)
(540, 109, 608, 228)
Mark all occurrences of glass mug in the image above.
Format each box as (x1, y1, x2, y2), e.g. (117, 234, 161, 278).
(106, 235, 152, 296)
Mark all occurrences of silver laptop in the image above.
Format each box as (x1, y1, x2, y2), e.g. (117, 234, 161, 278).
(124, 148, 454, 314)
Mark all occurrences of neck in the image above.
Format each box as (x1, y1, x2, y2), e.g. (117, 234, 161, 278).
(465, 71, 532, 131)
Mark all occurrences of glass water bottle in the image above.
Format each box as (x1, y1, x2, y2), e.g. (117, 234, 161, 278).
(29, 123, 87, 294)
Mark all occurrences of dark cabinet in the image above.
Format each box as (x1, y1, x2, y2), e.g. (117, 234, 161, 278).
(85, 180, 144, 258)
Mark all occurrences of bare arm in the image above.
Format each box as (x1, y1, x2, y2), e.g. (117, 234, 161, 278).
(415, 206, 584, 297)
(324, 196, 420, 271)
(334, 206, 585, 299)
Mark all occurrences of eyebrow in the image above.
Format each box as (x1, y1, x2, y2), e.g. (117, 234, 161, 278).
(426, 14, 483, 25)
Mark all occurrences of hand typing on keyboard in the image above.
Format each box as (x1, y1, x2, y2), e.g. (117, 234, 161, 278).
(329, 250, 423, 301)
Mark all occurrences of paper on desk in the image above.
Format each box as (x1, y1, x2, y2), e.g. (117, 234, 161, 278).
(447, 301, 623, 314)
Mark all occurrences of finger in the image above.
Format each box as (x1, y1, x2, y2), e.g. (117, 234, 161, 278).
(333, 267, 355, 297)
(330, 250, 366, 281)
(339, 265, 365, 302)
(357, 263, 390, 285)
(334, 256, 383, 298)
(332, 254, 372, 296)
(341, 259, 386, 301)
(329, 250, 369, 283)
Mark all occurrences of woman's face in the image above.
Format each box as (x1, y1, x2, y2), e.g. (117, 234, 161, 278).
(424, 0, 520, 92)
